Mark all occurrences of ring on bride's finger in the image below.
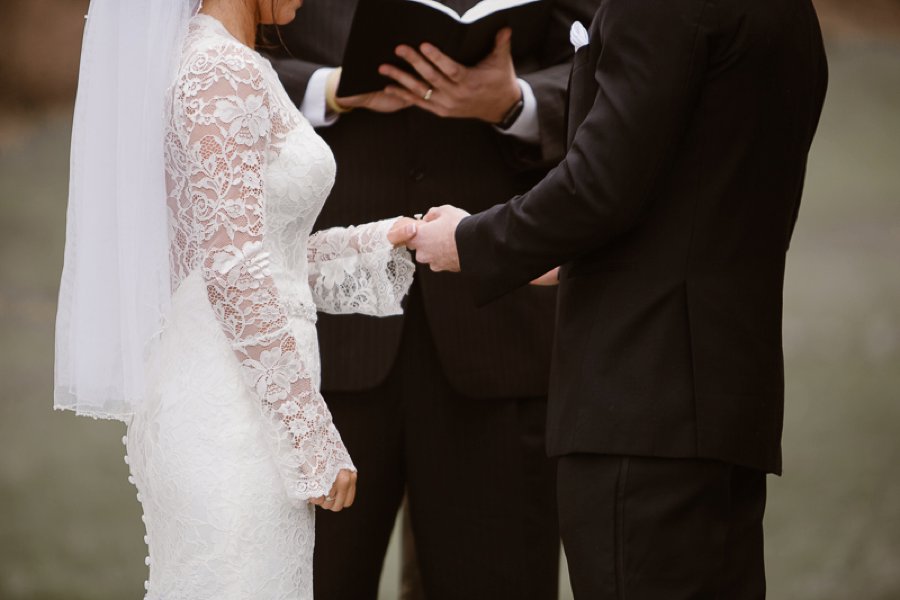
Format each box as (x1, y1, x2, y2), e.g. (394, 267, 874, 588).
(414, 213, 423, 220)
(324, 496, 335, 503)
(423, 88, 434, 101)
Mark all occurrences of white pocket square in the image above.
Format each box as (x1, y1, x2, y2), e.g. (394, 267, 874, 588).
(570, 21, 589, 52)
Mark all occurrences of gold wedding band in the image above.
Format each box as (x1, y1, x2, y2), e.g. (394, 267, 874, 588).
(423, 88, 434, 101)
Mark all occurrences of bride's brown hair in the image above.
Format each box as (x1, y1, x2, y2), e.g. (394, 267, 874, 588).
(257, 0, 296, 58)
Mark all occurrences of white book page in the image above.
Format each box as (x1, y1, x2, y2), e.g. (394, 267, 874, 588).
(461, 0, 540, 23)
(403, 0, 465, 20)
(403, 0, 540, 23)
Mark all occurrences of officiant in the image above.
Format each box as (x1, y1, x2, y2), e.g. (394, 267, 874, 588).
(264, 0, 597, 597)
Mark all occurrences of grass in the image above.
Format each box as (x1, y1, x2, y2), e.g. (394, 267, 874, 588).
(1, 40, 899, 599)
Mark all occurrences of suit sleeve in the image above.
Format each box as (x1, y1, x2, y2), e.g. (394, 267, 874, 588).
(456, 0, 711, 305)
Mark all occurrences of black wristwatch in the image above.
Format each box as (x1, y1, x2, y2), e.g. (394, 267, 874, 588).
(495, 95, 525, 131)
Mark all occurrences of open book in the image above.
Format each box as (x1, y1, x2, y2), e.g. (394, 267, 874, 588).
(337, 0, 550, 97)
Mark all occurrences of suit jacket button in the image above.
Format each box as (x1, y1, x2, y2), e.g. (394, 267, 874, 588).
(410, 169, 425, 181)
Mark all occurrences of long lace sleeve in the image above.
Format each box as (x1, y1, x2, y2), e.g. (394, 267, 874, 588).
(307, 219, 415, 316)
(177, 43, 353, 503)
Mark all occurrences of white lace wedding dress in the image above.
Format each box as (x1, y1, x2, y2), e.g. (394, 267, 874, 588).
(123, 14, 414, 599)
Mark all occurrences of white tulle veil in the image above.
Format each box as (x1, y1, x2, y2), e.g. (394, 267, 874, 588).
(54, 0, 202, 421)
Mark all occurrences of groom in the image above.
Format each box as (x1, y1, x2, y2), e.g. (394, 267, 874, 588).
(406, 0, 828, 596)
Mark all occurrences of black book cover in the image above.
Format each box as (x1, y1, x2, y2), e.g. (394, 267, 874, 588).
(337, 0, 550, 97)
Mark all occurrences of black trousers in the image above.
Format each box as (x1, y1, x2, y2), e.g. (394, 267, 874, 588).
(557, 455, 767, 599)
(314, 288, 560, 600)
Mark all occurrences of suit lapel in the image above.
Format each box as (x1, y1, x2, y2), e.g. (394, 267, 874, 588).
(565, 45, 595, 148)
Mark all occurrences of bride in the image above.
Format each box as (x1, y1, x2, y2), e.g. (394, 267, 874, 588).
(54, 0, 417, 597)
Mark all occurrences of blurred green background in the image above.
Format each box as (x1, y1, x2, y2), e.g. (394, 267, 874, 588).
(1, 1, 899, 598)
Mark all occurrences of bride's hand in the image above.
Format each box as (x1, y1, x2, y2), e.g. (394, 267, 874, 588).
(387, 217, 419, 246)
(530, 267, 560, 286)
(309, 468, 357, 512)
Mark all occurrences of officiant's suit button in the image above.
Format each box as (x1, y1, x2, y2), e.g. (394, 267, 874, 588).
(409, 169, 425, 182)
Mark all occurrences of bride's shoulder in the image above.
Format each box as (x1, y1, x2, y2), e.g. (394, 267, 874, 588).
(177, 16, 268, 91)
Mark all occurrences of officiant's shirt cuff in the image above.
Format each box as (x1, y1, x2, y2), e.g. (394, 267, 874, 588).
(495, 79, 540, 145)
(301, 68, 340, 129)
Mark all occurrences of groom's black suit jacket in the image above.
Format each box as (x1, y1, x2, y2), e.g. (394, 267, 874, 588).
(457, 0, 828, 474)
(268, 0, 597, 398)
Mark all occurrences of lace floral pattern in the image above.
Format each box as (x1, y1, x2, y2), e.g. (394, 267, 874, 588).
(165, 15, 413, 503)
(134, 14, 414, 597)
(309, 221, 415, 316)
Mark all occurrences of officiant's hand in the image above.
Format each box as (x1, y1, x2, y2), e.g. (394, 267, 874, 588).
(330, 68, 413, 114)
(310, 468, 357, 512)
(380, 28, 522, 124)
(406, 205, 470, 272)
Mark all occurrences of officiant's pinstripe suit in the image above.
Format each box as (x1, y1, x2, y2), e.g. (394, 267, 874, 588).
(267, 0, 598, 596)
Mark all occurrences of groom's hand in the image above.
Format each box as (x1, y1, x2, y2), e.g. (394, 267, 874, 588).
(406, 205, 469, 272)
(531, 267, 560, 286)
(310, 468, 357, 512)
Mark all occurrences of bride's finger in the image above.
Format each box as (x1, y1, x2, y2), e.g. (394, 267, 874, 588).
(344, 472, 358, 508)
(387, 218, 417, 245)
(329, 488, 347, 512)
(322, 494, 336, 508)
(328, 479, 350, 512)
